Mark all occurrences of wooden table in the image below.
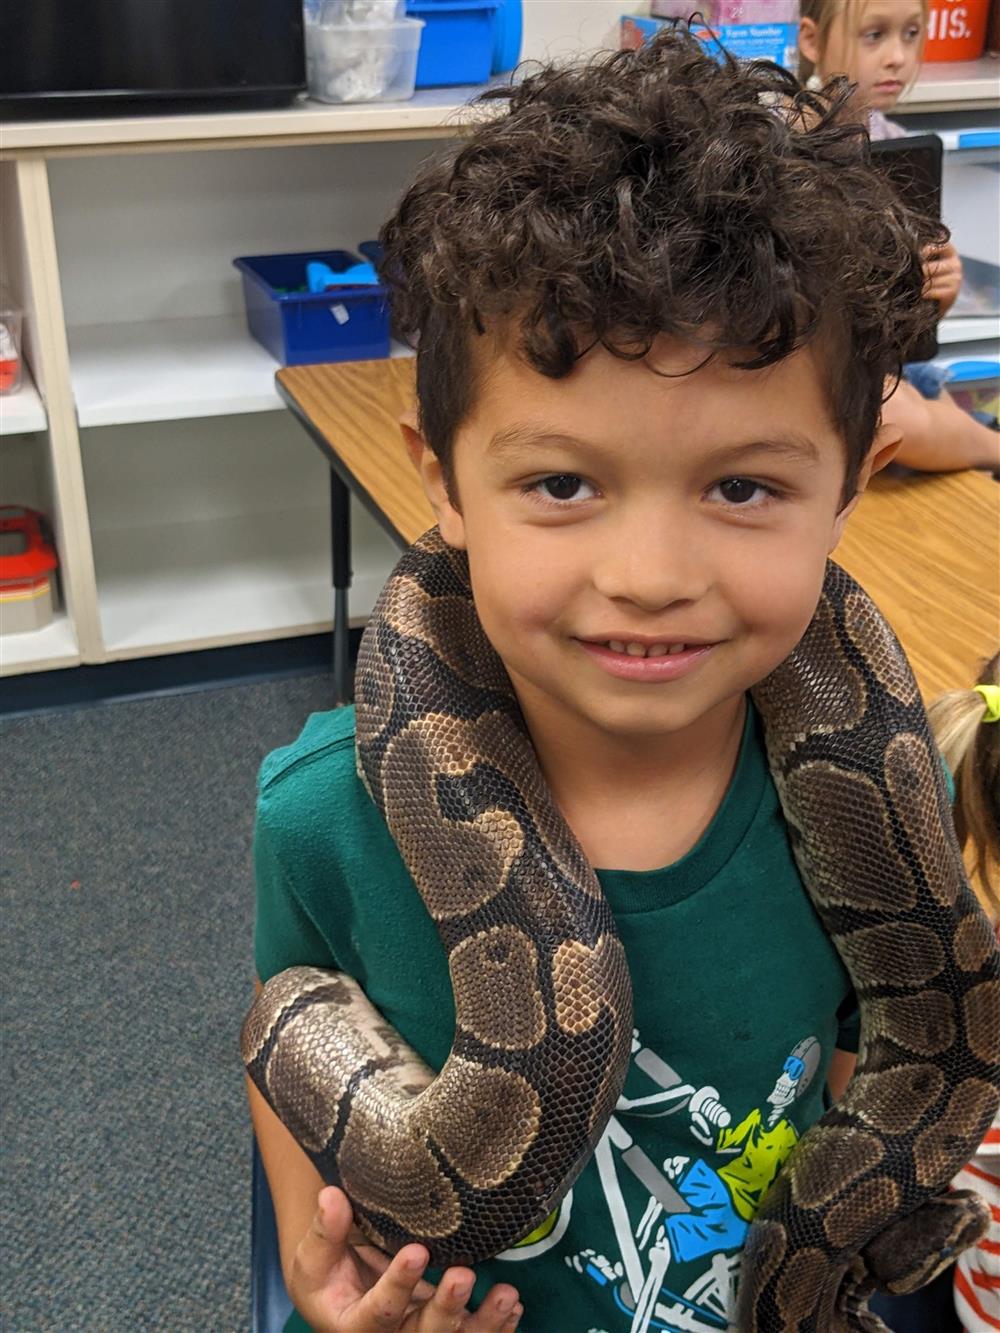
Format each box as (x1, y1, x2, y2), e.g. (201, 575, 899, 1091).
(277, 358, 999, 704)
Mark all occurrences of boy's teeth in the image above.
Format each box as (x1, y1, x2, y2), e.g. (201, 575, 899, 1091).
(605, 640, 689, 658)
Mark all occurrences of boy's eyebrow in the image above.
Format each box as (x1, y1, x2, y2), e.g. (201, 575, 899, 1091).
(708, 436, 821, 467)
(485, 425, 586, 458)
(485, 424, 822, 467)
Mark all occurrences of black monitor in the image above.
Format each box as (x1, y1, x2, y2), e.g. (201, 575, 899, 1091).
(870, 133, 944, 364)
(0, 0, 305, 116)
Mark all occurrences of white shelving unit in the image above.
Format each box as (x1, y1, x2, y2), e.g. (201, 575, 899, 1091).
(1, 39, 997, 679)
(1, 614, 80, 674)
(0, 370, 46, 435)
(67, 315, 287, 427)
(66, 318, 414, 428)
(0, 115, 466, 676)
(896, 56, 1000, 112)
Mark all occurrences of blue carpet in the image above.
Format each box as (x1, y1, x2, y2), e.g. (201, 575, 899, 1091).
(1, 674, 336, 1331)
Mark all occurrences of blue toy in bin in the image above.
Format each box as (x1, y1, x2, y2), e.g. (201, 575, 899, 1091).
(233, 247, 390, 366)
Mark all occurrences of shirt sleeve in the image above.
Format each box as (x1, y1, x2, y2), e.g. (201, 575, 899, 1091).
(253, 803, 338, 983)
(835, 992, 860, 1054)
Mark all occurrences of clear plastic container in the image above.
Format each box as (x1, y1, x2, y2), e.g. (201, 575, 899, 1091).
(304, 16, 424, 102)
(0, 309, 23, 395)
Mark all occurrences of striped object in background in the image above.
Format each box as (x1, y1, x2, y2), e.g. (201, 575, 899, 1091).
(954, 1119, 1000, 1329)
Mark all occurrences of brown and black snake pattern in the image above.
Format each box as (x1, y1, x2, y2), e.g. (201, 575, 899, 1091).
(242, 526, 1000, 1330)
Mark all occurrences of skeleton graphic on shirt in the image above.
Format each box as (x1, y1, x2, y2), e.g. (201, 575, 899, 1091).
(500, 1031, 821, 1332)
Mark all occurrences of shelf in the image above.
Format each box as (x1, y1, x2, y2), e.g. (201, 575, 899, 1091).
(0, 612, 80, 676)
(0, 84, 503, 157)
(68, 315, 413, 428)
(91, 505, 398, 660)
(69, 315, 284, 426)
(938, 315, 1000, 346)
(897, 57, 1000, 113)
(0, 370, 47, 436)
(1, 58, 995, 160)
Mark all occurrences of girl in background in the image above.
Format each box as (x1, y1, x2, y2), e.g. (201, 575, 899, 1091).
(798, 0, 1000, 474)
(930, 654, 1000, 1331)
(865, 655, 1000, 1332)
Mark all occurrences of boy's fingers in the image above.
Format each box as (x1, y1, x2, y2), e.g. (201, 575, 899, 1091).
(465, 1285, 522, 1331)
(352, 1242, 439, 1302)
(295, 1186, 354, 1286)
(412, 1266, 476, 1328)
(345, 1244, 430, 1329)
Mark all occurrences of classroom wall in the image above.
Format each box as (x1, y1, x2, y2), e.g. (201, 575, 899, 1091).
(520, 0, 624, 62)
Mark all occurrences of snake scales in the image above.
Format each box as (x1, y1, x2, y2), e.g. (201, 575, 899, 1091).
(243, 526, 1000, 1330)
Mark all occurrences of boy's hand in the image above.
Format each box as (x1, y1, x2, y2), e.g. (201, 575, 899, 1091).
(921, 241, 963, 314)
(289, 1184, 523, 1332)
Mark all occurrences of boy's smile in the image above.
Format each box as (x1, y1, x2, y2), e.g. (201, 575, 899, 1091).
(576, 639, 716, 684)
(406, 331, 895, 772)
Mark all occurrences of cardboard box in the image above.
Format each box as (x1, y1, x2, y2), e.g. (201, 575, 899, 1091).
(651, 0, 798, 19)
(620, 14, 799, 70)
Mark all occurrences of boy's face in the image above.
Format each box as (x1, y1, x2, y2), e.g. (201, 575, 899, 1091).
(407, 332, 895, 752)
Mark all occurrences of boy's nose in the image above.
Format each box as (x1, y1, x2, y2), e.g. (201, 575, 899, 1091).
(592, 515, 709, 611)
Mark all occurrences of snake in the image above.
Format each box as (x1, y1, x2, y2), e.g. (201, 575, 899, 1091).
(242, 525, 1000, 1331)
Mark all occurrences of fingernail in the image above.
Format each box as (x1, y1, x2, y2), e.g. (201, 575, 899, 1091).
(451, 1278, 473, 1301)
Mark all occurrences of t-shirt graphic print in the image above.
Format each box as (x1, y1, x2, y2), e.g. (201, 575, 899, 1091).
(497, 1030, 822, 1333)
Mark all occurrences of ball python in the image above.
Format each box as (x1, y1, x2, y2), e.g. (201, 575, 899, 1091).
(242, 525, 1000, 1330)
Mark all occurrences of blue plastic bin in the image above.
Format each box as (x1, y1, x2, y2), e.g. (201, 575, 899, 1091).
(492, 0, 522, 74)
(405, 0, 498, 87)
(233, 248, 390, 366)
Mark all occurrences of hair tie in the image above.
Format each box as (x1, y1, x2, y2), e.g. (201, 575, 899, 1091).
(974, 684, 1000, 723)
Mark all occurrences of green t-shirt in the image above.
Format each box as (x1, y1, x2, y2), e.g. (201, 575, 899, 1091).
(254, 701, 859, 1333)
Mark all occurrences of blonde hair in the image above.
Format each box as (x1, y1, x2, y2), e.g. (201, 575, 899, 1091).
(928, 651, 1000, 913)
(799, 0, 930, 84)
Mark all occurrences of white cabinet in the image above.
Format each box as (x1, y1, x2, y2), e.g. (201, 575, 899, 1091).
(2, 61, 997, 678)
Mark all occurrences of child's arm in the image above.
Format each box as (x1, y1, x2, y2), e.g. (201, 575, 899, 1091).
(247, 983, 522, 1332)
(826, 1048, 857, 1102)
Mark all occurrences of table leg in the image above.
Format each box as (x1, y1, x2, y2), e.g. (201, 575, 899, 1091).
(330, 469, 353, 704)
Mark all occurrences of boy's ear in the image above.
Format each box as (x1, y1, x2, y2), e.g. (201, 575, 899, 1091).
(399, 414, 467, 550)
(829, 420, 902, 548)
(798, 16, 821, 70)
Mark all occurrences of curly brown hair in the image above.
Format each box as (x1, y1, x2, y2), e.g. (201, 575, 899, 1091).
(378, 29, 943, 500)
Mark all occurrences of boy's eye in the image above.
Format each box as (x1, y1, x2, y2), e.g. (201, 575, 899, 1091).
(530, 474, 596, 503)
(713, 477, 773, 506)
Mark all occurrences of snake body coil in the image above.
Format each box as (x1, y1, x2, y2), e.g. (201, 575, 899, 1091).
(243, 527, 1000, 1329)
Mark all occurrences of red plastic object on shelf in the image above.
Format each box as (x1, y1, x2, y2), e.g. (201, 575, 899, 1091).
(924, 0, 990, 60)
(0, 507, 59, 634)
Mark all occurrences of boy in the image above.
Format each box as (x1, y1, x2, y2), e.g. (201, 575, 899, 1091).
(247, 31, 939, 1333)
